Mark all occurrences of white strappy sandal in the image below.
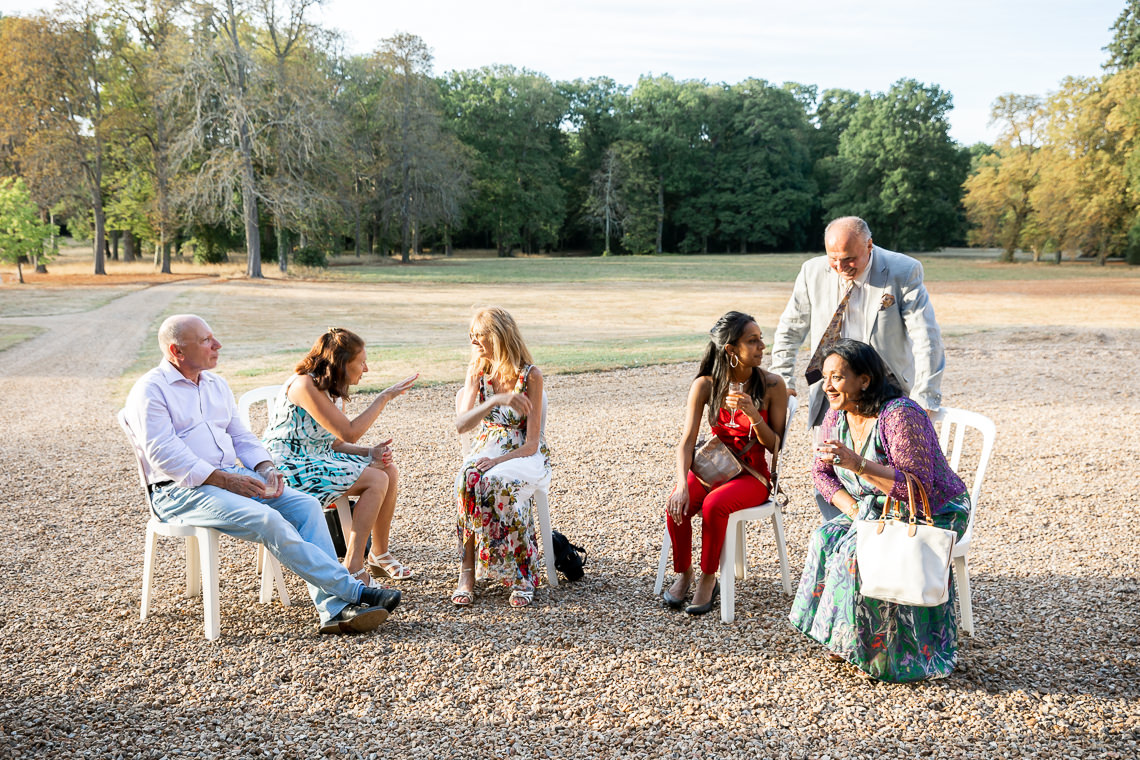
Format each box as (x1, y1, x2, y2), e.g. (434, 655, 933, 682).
(367, 551, 415, 580)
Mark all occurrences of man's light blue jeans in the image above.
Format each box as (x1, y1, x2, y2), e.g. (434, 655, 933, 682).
(151, 465, 362, 623)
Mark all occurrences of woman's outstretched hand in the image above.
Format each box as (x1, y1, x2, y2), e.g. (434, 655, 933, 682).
(383, 373, 419, 400)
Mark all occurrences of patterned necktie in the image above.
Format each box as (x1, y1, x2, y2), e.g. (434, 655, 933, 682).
(804, 284, 853, 385)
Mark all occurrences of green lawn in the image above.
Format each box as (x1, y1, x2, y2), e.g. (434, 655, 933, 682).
(319, 252, 1140, 285)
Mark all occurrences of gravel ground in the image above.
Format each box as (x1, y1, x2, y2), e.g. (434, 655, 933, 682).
(0, 282, 1137, 759)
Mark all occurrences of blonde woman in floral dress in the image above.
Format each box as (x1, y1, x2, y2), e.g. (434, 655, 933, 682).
(452, 307, 550, 609)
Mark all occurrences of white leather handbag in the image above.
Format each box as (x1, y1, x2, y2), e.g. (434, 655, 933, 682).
(855, 471, 956, 607)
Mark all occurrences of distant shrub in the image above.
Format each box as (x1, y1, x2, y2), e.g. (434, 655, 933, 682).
(294, 245, 328, 268)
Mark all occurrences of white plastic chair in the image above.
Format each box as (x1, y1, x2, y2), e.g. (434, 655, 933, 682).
(118, 410, 290, 641)
(455, 387, 558, 588)
(654, 394, 798, 623)
(930, 406, 996, 636)
(237, 385, 353, 557)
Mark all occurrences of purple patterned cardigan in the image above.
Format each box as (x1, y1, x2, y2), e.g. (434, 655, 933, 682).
(813, 397, 968, 515)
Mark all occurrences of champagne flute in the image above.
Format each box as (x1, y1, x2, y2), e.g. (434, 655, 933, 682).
(813, 419, 837, 462)
(725, 381, 744, 428)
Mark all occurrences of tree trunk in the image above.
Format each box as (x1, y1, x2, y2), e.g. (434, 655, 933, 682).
(401, 212, 411, 263)
(276, 219, 288, 273)
(111, 230, 120, 260)
(93, 199, 107, 275)
(656, 177, 665, 254)
(354, 209, 361, 257)
(161, 238, 171, 274)
(16, 257, 24, 284)
(123, 231, 136, 262)
(238, 122, 261, 277)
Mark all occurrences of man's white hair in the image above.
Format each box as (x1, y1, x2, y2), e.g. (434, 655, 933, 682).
(824, 216, 872, 243)
(158, 314, 204, 355)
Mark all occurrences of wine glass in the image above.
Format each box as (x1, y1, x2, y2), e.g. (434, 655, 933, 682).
(725, 381, 744, 428)
(813, 419, 837, 462)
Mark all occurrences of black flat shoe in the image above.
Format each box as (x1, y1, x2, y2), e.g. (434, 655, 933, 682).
(661, 588, 687, 610)
(684, 582, 720, 616)
(318, 603, 389, 634)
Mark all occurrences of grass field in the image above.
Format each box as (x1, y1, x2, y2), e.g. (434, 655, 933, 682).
(4, 244, 1138, 399)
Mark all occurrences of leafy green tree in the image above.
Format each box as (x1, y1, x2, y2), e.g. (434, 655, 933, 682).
(706, 79, 815, 252)
(584, 139, 655, 254)
(373, 33, 470, 263)
(825, 79, 969, 251)
(627, 75, 710, 253)
(442, 65, 568, 255)
(0, 177, 55, 283)
(1105, 0, 1140, 70)
(561, 77, 629, 250)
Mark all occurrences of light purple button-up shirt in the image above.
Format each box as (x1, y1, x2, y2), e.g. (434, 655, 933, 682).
(124, 360, 271, 488)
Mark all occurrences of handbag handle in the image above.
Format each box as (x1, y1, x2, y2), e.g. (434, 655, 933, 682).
(879, 470, 934, 536)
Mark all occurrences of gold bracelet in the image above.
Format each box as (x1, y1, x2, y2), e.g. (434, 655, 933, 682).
(855, 457, 866, 476)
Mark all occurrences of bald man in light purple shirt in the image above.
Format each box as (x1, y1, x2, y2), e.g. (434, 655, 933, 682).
(124, 314, 400, 634)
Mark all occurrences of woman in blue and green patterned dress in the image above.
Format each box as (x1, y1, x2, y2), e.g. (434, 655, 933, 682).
(262, 328, 418, 587)
(790, 339, 971, 682)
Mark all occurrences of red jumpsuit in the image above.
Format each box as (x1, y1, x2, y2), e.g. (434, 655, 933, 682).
(669, 408, 772, 574)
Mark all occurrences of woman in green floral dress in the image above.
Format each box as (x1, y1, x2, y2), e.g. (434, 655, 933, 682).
(789, 339, 971, 682)
(452, 307, 551, 609)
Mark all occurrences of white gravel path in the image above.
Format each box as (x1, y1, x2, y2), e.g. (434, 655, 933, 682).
(0, 282, 1136, 759)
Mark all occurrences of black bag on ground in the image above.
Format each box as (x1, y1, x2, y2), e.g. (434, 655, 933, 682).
(324, 500, 370, 560)
(551, 530, 587, 581)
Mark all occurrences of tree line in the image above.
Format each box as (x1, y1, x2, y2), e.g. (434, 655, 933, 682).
(1, 1, 1137, 277)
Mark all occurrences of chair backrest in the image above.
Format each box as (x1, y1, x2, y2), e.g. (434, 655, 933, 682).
(930, 406, 996, 545)
(455, 387, 548, 456)
(238, 385, 283, 437)
(117, 409, 155, 512)
(770, 393, 798, 486)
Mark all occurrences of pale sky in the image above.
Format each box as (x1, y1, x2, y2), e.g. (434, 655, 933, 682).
(0, 0, 1125, 145)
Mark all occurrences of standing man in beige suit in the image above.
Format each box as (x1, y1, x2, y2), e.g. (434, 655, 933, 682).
(771, 216, 945, 520)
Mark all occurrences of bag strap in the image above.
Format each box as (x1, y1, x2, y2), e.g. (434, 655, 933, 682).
(721, 435, 771, 490)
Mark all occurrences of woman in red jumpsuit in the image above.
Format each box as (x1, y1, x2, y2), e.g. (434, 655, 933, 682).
(664, 311, 789, 614)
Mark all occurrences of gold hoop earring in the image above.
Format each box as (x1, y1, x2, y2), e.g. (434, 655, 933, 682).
(728, 352, 740, 369)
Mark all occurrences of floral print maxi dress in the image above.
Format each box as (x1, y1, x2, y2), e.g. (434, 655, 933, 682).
(456, 365, 551, 588)
(789, 397, 971, 682)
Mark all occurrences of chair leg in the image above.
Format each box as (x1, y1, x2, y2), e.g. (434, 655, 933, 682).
(258, 547, 275, 604)
(197, 528, 221, 641)
(955, 555, 974, 636)
(533, 489, 557, 588)
(185, 534, 201, 598)
(720, 518, 738, 623)
(140, 525, 159, 622)
(654, 527, 672, 596)
(259, 551, 291, 607)
(772, 508, 792, 595)
(734, 520, 747, 580)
